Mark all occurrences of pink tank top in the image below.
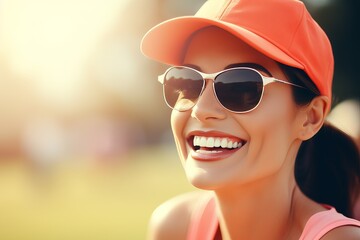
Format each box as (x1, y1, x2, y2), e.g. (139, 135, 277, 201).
(187, 197, 360, 240)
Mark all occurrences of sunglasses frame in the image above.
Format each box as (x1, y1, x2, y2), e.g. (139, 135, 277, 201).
(158, 66, 306, 113)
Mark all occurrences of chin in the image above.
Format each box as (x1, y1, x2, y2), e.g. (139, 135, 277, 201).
(187, 174, 220, 190)
(183, 159, 234, 191)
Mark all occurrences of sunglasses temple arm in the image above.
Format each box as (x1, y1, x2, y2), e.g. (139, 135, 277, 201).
(264, 76, 306, 89)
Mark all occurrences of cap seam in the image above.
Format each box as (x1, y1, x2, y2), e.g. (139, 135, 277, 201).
(274, 3, 306, 69)
(179, 29, 206, 64)
(217, 0, 233, 19)
(325, 56, 333, 98)
(288, 2, 305, 50)
(235, 24, 304, 68)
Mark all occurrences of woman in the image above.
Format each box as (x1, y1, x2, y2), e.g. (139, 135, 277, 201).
(141, 0, 360, 239)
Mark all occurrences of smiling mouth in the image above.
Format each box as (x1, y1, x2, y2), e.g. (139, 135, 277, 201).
(190, 135, 246, 153)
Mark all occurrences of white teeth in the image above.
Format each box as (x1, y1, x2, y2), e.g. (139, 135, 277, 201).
(214, 138, 221, 147)
(206, 138, 214, 147)
(193, 136, 243, 149)
(200, 137, 207, 146)
(221, 138, 227, 148)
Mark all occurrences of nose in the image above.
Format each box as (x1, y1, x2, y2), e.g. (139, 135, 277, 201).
(191, 80, 227, 121)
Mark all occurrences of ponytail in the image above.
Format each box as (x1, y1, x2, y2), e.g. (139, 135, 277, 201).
(278, 63, 360, 218)
(295, 122, 360, 218)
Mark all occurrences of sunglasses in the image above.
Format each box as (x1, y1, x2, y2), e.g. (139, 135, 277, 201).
(158, 66, 306, 113)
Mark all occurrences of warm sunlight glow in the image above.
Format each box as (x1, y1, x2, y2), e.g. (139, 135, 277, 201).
(0, 0, 131, 111)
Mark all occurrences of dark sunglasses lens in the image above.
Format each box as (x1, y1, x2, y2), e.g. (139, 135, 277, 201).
(163, 67, 204, 111)
(215, 69, 263, 112)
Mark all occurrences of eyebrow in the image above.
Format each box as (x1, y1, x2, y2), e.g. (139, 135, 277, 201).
(225, 63, 272, 76)
(183, 63, 272, 76)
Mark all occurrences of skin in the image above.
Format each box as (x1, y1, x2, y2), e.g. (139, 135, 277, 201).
(147, 27, 360, 240)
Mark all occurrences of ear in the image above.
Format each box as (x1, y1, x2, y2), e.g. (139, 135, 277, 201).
(297, 96, 330, 140)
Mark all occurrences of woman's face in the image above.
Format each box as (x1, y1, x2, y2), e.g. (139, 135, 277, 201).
(171, 27, 302, 191)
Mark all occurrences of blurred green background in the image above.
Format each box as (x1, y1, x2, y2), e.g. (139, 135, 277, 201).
(0, 0, 358, 239)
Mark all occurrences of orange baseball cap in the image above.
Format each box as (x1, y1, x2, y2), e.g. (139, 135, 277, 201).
(141, 0, 334, 102)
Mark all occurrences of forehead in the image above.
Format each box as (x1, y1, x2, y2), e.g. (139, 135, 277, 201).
(183, 27, 280, 74)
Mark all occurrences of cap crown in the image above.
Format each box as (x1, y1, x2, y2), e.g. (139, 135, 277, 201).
(141, 0, 334, 101)
(195, 0, 334, 97)
(195, 0, 333, 99)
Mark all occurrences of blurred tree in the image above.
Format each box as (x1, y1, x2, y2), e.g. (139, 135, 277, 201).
(303, 0, 359, 105)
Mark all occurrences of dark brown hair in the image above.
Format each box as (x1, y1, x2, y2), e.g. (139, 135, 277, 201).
(280, 63, 360, 218)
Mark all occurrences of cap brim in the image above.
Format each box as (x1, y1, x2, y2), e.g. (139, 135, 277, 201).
(141, 16, 303, 69)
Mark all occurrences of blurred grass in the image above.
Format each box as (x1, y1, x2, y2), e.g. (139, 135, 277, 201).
(0, 146, 195, 240)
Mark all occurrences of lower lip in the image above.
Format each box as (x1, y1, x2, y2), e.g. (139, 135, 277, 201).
(190, 148, 239, 162)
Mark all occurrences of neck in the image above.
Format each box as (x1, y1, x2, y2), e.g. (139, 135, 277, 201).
(214, 166, 297, 240)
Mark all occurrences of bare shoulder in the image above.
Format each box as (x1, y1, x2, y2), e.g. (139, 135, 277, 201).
(147, 191, 211, 240)
(321, 225, 360, 240)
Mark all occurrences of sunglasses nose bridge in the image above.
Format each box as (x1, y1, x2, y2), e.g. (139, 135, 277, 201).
(199, 73, 217, 99)
(200, 72, 217, 82)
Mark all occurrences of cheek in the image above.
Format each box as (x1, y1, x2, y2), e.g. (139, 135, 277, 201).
(257, 88, 298, 133)
(242, 91, 299, 165)
(170, 111, 189, 162)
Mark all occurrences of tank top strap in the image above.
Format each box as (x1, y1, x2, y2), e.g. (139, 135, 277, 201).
(187, 197, 360, 240)
(299, 207, 360, 240)
(187, 194, 218, 240)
